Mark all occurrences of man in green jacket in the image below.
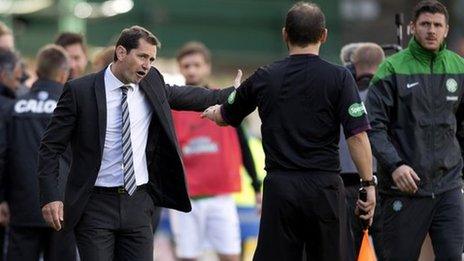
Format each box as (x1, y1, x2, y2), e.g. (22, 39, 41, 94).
(366, 0, 464, 260)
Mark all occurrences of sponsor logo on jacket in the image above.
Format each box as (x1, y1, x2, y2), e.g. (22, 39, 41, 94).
(14, 99, 57, 114)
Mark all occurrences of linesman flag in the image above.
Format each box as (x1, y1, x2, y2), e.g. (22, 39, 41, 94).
(357, 229, 376, 261)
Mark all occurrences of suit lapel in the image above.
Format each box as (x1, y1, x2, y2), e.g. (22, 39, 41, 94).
(94, 70, 107, 156)
(139, 77, 175, 142)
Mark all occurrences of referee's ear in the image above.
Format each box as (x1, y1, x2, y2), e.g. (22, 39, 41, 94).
(320, 28, 328, 44)
(282, 27, 288, 44)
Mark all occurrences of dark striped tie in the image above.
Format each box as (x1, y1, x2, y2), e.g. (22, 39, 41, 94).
(121, 85, 137, 195)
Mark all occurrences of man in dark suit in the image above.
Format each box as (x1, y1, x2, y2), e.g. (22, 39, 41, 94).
(38, 25, 234, 261)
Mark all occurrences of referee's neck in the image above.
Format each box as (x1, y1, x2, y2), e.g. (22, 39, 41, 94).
(288, 43, 320, 56)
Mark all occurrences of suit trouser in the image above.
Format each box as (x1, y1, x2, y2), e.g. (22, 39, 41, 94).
(0, 226, 4, 260)
(253, 171, 354, 261)
(381, 188, 464, 261)
(6, 226, 76, 261)
(74, 186, 155, 261)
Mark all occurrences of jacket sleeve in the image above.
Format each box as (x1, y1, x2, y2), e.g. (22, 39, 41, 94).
(0, 107, 7, 202)
(0, 101, 13, 203)
(236, 126, 261, 193)
(153, 69, 234, 111)
(456, 94, 464, 165)
(37, 82, 77, 206)
(221, 69, 263, 127)
(166, 84, 235, 111)
(365, 61, 403, 174)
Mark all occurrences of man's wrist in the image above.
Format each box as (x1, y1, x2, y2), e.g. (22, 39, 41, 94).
(395, 160, 407, 168)
(360, 175, 377, 187)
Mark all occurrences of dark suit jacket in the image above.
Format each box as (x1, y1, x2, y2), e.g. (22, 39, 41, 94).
(37, 67, 233, 231)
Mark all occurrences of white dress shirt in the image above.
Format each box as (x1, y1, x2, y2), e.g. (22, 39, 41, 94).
(94, 64, 152, 187)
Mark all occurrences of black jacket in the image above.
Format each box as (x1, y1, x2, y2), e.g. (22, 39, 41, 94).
(38, 67, 233, 231)
(366, 39, 464, 196)
(5, 79, 68, 226)
(0, 84, 15, 203)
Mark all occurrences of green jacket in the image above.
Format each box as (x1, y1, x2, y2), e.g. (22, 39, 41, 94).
(366, 38, 464, 196)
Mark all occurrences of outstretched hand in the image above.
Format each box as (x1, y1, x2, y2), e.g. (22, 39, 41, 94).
(201, 105, 227, 126)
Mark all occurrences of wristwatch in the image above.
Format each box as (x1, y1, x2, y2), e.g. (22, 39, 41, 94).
(360, 175, 377, 187)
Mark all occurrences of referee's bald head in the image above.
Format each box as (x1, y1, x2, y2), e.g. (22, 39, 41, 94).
(284, 2, 326, 47)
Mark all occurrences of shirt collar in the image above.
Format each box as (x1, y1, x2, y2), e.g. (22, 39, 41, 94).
(408, 37, 446, 62)
(105, 63, 138, 92)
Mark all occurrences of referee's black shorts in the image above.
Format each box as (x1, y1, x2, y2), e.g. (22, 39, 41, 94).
(253, 171, 354, 261)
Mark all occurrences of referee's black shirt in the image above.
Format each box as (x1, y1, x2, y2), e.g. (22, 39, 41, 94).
(221, 54, 370, 173)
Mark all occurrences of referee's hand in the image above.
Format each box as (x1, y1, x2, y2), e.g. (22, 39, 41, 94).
(42, 201, 64, 231)
(356, 186, 376, 226)
(392, 164, 420, 194)
(201, 105, 228, 126)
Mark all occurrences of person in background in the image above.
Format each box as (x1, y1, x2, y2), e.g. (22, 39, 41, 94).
(366, 1, 464, 259)
(3, 44, 76, 261)
(54, 32, 88, 79)
(169, 41, 261, 261)
(0, 22, 14, 51)
(0, 42, 21, 261)
(340, 42, 364, 78)
(338, 42, 385, 257)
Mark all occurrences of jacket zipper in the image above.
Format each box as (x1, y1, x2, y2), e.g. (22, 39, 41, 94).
(430, 55, 436, 199)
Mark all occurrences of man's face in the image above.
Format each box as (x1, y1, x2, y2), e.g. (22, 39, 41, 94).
(178, 53, 211, 86)
(116, 38, 156, 84)
(64, 43, 88, 79)
(411, 12, 449, 52)
(0, 34, 14, 50)
(0, 63, 22, 91)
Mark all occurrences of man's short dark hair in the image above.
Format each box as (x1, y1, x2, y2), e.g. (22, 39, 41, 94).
(285, 2, 326, 47)
(54, 32, 86, 48)
(36, 44, 69, 81)
(114, 25, 161, 61)
(0, 48, 19, 75)
(176, 41, 211, 64)
(412, 0, 449, 24)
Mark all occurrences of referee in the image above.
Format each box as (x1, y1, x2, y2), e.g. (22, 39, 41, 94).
(202, 2, 375, 261)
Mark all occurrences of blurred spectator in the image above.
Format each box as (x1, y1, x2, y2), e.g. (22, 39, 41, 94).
(3, 44, 76, 261)
(0, 43, 20, 261)
(340, 42, 364, 78)
(54, 32, 88, 79)
(170, 41, 261, 261)
(340, 42, 364, 66)
(0, 48, 21, 101)
(0, 22, 14, 51)
(338, 42, 384, 257)
(0, 22, 31, 96)
(92, 46, 115, 72)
